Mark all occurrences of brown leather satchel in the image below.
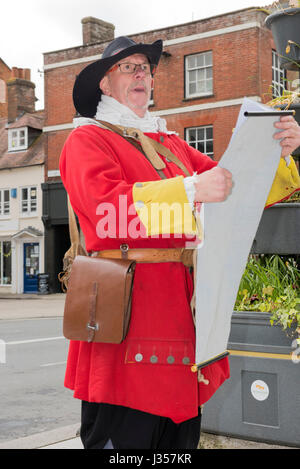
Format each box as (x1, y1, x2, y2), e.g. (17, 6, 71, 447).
(60, 197, 136, 344)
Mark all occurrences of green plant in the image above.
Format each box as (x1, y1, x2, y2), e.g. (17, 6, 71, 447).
(235, 255, 300, 334)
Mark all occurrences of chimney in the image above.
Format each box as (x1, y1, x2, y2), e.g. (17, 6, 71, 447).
(7, 68, 36, 122)
(81, 17, 115, 45)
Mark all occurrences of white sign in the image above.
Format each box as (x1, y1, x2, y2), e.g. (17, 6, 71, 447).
(251, 380, 270, 401)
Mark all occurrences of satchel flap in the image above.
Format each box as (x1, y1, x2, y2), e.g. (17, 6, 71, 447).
(63, 256, 136, 343)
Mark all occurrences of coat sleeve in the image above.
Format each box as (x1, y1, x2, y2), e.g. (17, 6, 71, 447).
(59, 126, 199, 248)
(265, 156, 300, 208)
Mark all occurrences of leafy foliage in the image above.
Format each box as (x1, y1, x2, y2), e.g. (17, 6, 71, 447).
(235, 255, 300, 331)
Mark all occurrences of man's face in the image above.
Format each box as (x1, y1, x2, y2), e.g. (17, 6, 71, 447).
(100, 53, 154, 117)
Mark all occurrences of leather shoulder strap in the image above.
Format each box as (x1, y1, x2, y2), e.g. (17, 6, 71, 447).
(96, 120, 192, 178)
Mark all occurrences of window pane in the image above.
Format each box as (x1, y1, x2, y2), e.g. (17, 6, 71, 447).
(198, 81, 206, 93)
(205, 51, 212, 66)
(198, 142, 205, 153)
(188, 129, 196, 142)
(197, 69, 205, 81)
(206, 79, 213, 93)
(189, 82, 196, 95)
(196, 54, 204, 67)
(197, 128, 204, 140)
(189, 70, 197, 82)
(187, 55, 196, 69)
(206, 141, 213, 154)
(206, 127, 213, 140)
(30, 187, 37, 199)
(20, 130, 25, 138)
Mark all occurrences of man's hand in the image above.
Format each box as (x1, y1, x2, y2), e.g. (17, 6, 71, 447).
(274, 115, 300, 158)
(194, 166, 233, 203)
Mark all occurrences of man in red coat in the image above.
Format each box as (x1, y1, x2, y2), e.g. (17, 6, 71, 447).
(60, 36, 300, 449)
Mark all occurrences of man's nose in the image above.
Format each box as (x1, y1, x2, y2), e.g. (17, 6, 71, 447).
(133, 65, 146, 77)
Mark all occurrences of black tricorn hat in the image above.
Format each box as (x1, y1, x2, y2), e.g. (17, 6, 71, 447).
(73, 36, 163, 117)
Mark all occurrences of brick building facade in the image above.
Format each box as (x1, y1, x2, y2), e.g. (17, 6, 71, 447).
(42, 7, 294, 291)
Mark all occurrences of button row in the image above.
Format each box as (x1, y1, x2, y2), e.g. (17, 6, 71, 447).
(134, 353, 190, 365)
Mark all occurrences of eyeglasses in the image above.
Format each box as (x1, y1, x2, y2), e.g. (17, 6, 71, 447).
(108, 62, 157, 76)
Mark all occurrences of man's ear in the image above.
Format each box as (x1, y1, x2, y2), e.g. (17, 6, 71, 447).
(100, 76, 111, 96)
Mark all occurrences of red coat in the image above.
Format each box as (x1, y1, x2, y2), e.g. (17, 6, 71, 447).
(59, 124, 230, 423)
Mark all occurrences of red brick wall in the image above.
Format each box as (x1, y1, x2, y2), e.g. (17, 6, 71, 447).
(44, 8, 276, 174)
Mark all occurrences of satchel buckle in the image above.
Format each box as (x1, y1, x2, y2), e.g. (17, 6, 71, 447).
(87, 322, 99, 331)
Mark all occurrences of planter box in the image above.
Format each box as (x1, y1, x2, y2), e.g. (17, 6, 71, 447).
(265, 8, 300, 70)
(201, 311, 300, 447)
(251, 203, 300, 254)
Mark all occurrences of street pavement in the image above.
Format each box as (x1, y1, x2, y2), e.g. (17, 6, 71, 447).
(0, 293, 296, 450)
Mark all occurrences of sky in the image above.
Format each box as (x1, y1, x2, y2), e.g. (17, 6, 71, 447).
(1, 0, 265, 109)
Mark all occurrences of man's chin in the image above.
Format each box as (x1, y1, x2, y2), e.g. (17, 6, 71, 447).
(126, 99, 149, 116)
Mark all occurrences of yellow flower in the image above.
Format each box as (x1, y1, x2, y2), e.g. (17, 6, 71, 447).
(262, 286, 274, 296)
(286, 45, 291, 54)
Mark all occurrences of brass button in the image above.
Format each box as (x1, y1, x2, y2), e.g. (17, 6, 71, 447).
(135, 353, 143, 362)
(150, 355, 158, 364)
(182, 357, 190, 365)
(167, 355, 175, 364)
(135, 200, 145, 209)
(135, 183, 143, 188)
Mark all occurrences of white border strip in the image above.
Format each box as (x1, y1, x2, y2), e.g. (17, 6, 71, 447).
(44, 21, 261, 71)
(163, 22, 260, 46)
(152, 96, 261, 116)
(43, 122, 74, 132)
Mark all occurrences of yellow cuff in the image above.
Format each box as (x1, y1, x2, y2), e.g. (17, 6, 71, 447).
(133, 176, 199, 236)
(265, 156, 300, 207)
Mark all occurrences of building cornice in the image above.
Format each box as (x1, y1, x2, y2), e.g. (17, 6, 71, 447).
(43, 21, 261, 71)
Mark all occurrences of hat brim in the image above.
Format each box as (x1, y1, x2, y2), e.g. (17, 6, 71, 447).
(73, 40, 163, 117)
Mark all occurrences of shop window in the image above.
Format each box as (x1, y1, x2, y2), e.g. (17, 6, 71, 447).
(0, 241, 12, 285)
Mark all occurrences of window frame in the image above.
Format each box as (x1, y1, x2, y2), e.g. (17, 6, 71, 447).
(184, 51, 213, 99)
(0, 188, 10, 218)
(185, 125, 214, 159)
(8, 126, 28, 152)
(0, 240, 12, 286)
(272, 50, 287, 99)
(20, 185, 38, 216)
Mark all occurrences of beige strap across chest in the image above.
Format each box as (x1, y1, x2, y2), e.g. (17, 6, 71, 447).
(96, 120, 192, 178)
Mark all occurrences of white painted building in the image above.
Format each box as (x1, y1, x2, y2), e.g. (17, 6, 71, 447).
(0, 67, 45, 294)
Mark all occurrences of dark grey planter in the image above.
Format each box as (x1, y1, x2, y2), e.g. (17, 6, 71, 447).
(201, 311, 300, 447)
(251, 203, 300, 254)
(265, 8, 300, 70)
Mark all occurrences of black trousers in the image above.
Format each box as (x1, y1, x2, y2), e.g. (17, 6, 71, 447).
(80, 401, 202, 450)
